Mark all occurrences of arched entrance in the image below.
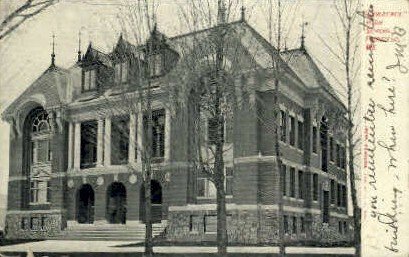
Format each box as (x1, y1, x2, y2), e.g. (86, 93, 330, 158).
(106, 182, 127, 224)
(77, 184, 95, 224)
(140, 180, 162, 223)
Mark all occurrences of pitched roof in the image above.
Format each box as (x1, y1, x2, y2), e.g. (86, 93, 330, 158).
(280, 48, 343, 103)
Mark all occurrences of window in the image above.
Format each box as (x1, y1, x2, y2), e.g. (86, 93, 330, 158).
(283, 215, 289, 234)
(282, 164, 287, 196)
(289, 116, 295, 146)
(339, 221, 343, 234)
(323, 191, 330, 223)
(330, 137, 334, 162)
(41, 217, 47, 230)
(297, 121, 304, 150)
(280, 110, 287, 142)
(21, 218, 29, 230)
(312, 126, 317, 153)
(30, 217, 39, 230)
(189, 215, 200, 233)
(341, 146, 346, 169)
(337, 184, 341, 206)
(31, 109, 52, 164)
(204, 215, 217, 233)
(300, 217, 305, 233)
(330, 180, 336, 204)
(149, 53, 163, 77)
(30, 179, 50, 204)
(342, 185, 347, 207)
(80, 120, 98, 168)
(290, 167, 295, 198)
(144, 110, 165, 159)
(292, 216, 297, 234)
(336, 144, 341, 167)
(114, 61, 128, 84)
(111, 116, 130, 165)
(298, 170, 304, 199)
(83, 69, 97, 91)
(343, 221, 348, 234)
(312, 173, 318, 201)
(225, 167, 233, 196)
(197, 177, 216, 198)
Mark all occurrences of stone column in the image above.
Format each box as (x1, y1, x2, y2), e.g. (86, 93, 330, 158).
(137, 105, 143, 164)
(97, 119, 104, 166)
(73, 122, 81, 170)
(128, 113, 136, 163)
(104, 117, 111, 166)
(165, 108, 171, 161)
(67, 122, 74, 171)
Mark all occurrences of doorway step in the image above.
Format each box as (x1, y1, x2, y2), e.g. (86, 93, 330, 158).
(52, 220, 167, 241)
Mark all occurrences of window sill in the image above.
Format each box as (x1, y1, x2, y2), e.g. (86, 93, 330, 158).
(197, 197, 216, 200)
(204, 232, 217, 235)
(29, 202, 51, 206)
(189, 231, 199, 235)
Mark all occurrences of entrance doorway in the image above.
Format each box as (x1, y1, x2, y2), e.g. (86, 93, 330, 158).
(77, 184, 95, 224)
(140, 180, 162, 223)
(106, 182, 127, 224)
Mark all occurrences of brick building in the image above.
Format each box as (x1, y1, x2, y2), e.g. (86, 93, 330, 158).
(2, 19, 351, 244)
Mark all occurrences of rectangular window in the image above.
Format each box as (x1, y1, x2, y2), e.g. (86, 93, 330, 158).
(339, 221, 343, 234)
(144, 110, 166, 159)
(341, 146, 346, 169)
(289, 116, 295, 146)
(280, 110, 287, 142)
(343, 221, 348, 234)
(342, 185, 347, 207)
(330, 180, 336, 204)
(204, 215, 217, 233)
(282, 164, 287, 196)
(283, 215, 289, 234)
(197, 178, 216, 198)
(297, 121, 303, 150)
(36, 139, 50, 164)
(30, 217, 39, 231)
(225, 167, 233, 196)
(336, 144, 341, 167)
(290, 167, 295, 198)
(312, 126, 317, 153)
(80, 120, 98, 168)
(114, 62, 128, 84)
(111, 116, 130, 165)
(300, 217, 305, 233)
(41, 216, 47, 230)
(292, 216, 297, 234)
(30, 181, 39, 203)
(323, 191, 330, 223)
(83, 70, 96, 91)
(298, 170, 304, 199)
(337, 184, 342, 206)
(149, 54, 162, 77)
(330, 137, 334, 162)
(21, 217, 29, 230)
(313, 173, 318, 201)
(189, 215, 200, 233)
(46, 181, 51, 203)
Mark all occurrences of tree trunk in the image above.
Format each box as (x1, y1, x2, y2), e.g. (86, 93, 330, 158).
(144, 79, 154, 257)
(345, 20, 360, 257)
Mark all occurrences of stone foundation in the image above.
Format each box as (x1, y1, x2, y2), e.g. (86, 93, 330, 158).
(5, 210, 63, 239)
(166, 206, 353, 245)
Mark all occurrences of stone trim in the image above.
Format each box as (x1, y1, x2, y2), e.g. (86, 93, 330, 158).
(8, 176, 27, 181)
(7, 209, 63, 215)
(169, 204, 321, 214)
(329, 211, 349, 219)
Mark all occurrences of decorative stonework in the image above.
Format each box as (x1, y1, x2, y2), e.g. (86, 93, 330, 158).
(129, 174, 137, 184)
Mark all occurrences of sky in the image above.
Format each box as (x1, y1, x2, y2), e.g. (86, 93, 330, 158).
(0, 0, 350, 226)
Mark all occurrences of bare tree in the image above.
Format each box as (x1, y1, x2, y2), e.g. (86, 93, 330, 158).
(0, 0, 57, 40)
(317, 0, 362, 256)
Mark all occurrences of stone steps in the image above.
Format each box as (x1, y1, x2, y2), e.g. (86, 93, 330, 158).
(52, 221, 167, 241)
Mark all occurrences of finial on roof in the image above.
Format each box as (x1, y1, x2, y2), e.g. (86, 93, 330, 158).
(77, 30, 82, 62)
(241, 5, 246, 22)
(300, 20, 308, 50)
(51, 33, 56, 66)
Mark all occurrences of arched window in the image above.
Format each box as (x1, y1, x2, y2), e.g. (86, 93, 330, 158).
(27, 108, 52, 204)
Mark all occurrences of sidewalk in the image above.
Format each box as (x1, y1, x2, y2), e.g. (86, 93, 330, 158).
(0, 240, 355, 255)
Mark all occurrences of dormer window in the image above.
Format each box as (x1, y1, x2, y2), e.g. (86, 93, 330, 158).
(114, 61, 128, 84)
(149, 53, 163, 77)
(83, 69, 96, 92)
